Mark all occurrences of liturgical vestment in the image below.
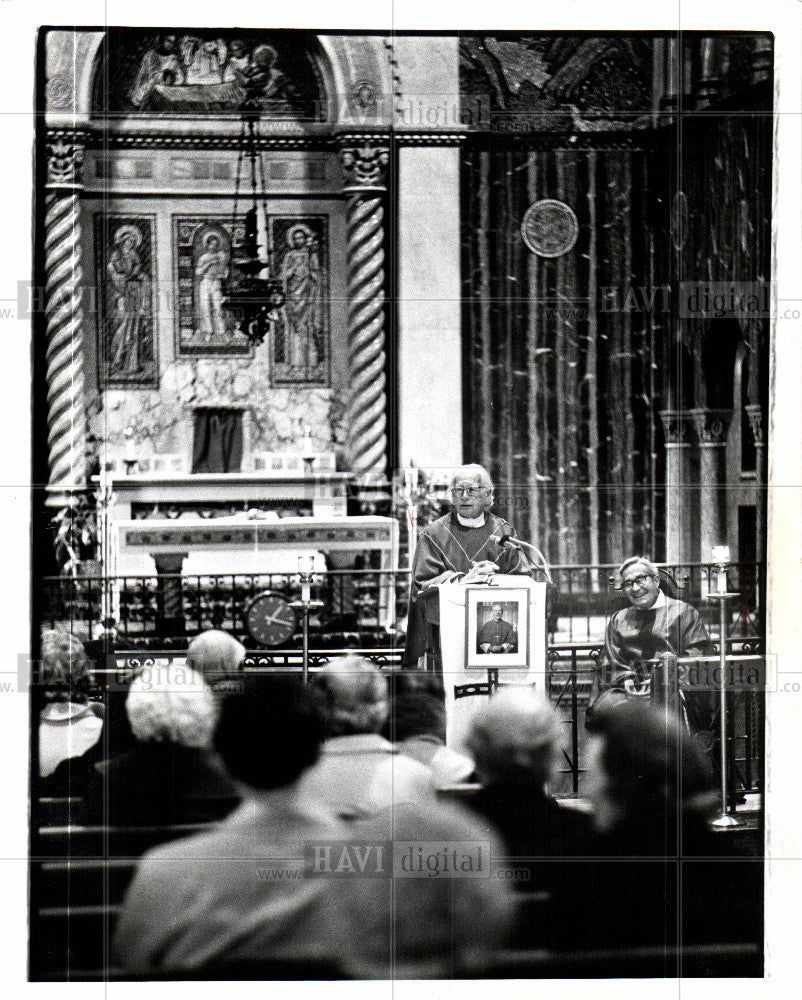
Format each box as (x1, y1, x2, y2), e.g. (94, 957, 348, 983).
(403, 512, 535, 665)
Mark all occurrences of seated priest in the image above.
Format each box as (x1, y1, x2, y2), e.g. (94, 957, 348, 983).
(587, 556, 715, 734)
(404, 464, 550, 666)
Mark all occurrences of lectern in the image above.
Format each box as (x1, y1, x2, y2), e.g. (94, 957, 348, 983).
(420, 575, 547, 747)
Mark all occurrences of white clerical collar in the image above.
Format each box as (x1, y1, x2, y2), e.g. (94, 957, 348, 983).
(455, 512, 486, 528)
(648, 589, 667, 610)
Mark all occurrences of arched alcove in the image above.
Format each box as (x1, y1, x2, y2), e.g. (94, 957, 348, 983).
(701, 317, 742, 409)
(90, 30, 327, 123)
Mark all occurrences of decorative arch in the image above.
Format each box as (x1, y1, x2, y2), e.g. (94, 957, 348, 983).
(45, 29, 395, 131)
(316, 35, 393, 128)
(44, 30, 105, 124)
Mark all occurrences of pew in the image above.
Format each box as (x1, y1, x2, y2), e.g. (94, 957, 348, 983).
(484, 942, 763, 978)
(37, 797, 82, 827)
(37, 858, 137, 908)
(31, 821, 211, 978)
(34, 822, 211, 859)
(35, 904, 120, 975)
(37, 942, 763, 982)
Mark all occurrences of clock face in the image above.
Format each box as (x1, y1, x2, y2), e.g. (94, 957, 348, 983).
(245, 592, 297, 647)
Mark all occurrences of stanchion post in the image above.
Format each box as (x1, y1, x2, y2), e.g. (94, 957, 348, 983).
(708, 546, 744, 828)
(294, 556, 323, 686)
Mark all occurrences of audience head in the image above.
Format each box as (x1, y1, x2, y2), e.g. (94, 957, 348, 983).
(315, 655, 389, 737)
(40, 629, 93, 701)
(213, 674, 324, 790)
(126, 665, 217, 749)
(617, 556, 661, 610)
(585, 700, 715, 833)
(465, 686, 562, 787)
(449, 464, 494, 519)
(186, 629, 246, 684)
(391, 690, 447, 744)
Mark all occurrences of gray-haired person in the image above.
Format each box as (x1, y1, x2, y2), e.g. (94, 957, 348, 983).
(404, 464, 549, 665)
(296, 656, 436, 819)
(587, 556, 714, 732)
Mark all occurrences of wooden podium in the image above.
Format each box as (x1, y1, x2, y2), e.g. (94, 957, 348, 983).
(421, 575, 547, 747)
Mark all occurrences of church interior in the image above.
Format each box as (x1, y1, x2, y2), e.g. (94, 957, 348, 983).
(29, 28, 775, 981)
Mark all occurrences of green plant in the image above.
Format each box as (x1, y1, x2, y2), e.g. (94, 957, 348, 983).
(52, 494, 98, 575)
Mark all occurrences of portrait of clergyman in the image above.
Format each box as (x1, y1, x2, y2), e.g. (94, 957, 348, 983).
(465, 587, 530, 669)
(476, 601, 519, 654)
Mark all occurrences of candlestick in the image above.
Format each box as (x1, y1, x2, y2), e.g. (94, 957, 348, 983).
(711, 545, 730, 595)
(298, 554, 314, 603)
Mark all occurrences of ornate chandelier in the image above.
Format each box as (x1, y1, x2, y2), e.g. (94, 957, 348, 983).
(221, 86, 285, 345)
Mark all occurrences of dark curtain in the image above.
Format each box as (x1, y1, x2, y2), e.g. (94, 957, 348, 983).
(191, 409, 243, 473)
(461, 141, 660, 566)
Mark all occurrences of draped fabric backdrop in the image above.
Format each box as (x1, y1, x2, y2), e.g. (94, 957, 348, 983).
(191, 408, 244, 474)
(462, 143, 662, 566)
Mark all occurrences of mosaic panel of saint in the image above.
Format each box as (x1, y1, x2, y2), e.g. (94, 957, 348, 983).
(269, 216, 329, 386)
(95, 216, 157, 387)
(174, 217, 251, 356)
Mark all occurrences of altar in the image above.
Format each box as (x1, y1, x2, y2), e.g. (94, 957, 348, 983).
(95, 467, 399, 631)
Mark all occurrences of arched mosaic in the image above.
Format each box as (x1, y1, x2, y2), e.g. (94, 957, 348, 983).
(91, 29, 327, 119)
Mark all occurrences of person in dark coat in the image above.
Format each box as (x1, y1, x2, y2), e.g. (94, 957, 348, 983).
(573, 700, 760, 957)
(82, 664, 238, 825)
(464, 689, 594, 877)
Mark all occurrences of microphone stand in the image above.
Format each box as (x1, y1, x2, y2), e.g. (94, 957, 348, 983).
(499, 537, 554, 586)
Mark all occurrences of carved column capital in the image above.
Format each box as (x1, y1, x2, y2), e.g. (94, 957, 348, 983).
(688, 408, 733, 446)
(46, 131, 86, 189)
(751, 36, 773, 85)
(697, 37, 725, 104)
(744, 403, 764, 447)
(338, 138, 390, 194)
(658, 409, 694, 445)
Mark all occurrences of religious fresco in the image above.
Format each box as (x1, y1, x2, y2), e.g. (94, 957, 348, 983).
(460, 35, 654, 132)
(269, 216, 330, 387)
(174, 215, 251, 356)
(95, 215, 158, 388)
(93, 29, 325, 118)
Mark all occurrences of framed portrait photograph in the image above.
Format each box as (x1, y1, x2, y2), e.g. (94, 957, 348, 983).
(465, 586, 530, 669)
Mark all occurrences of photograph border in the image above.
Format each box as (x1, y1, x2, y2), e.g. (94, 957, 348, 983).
(465, 585, 530, 669)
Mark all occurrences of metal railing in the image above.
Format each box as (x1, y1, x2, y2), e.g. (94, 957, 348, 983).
(82, 637, 763, 804)
(41, 561, 763, 648)
(546, 641, 764, 798)
(41, 570, 412, 647)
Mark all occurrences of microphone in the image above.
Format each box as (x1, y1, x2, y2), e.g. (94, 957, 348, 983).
(490, 528, 522, 550)
(489, 528, 554, 585)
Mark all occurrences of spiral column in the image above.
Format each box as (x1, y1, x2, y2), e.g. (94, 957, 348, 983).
(338, 141, 390, 478)
(44, 133, 87, 508)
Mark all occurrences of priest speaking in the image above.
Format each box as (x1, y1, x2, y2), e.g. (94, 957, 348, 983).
(403, 464, 550, 666)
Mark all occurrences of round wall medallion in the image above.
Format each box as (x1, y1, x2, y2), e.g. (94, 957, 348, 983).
(46, 77, 74, 109)
(521, 199, 579, 258)
(350, 79, 378, 114)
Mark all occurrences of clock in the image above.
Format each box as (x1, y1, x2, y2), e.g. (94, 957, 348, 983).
(245, 591, 298, 647)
